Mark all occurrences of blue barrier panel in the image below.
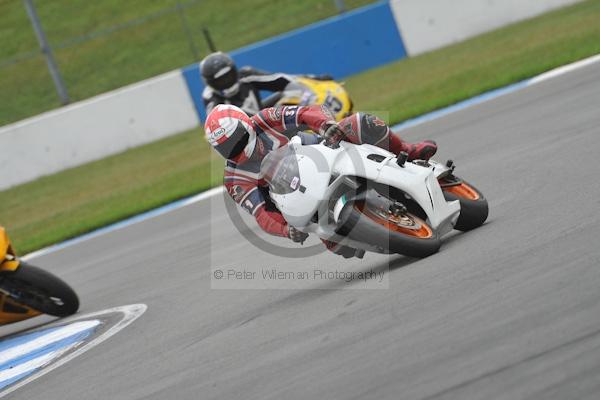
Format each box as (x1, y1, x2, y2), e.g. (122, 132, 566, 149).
(182, 1, 406, 122)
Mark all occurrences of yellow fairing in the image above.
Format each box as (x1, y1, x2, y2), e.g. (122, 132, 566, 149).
(0, 295, 42, 324)
(0, 227, 39, 324)
(281, 78, 352, 121)
(0, 226, 20, 272)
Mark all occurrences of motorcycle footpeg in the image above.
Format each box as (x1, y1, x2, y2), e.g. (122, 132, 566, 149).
(396, 151, 408, 167)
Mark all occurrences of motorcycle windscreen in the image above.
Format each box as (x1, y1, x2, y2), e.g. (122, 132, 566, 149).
(260, 145, 301, 195)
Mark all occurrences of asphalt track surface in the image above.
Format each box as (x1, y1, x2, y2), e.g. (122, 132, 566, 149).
(11, 61, 600, 399)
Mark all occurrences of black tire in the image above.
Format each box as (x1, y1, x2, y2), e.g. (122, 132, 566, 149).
(338, 201, 441, 258)
(442, 180, 489, 231)
(0, 263, 79, 317)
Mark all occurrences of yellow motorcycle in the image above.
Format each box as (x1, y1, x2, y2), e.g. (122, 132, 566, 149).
(0, 226, 79, 324)
(264, 77, 353, 121)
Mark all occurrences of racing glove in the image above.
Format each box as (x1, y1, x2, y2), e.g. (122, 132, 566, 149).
(322, 122, 346, 148)
(288, 226, 309, 244)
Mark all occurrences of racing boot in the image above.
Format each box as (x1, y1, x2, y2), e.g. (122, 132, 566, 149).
(322, 239, 365, 259)
(404, 140, 437, 161)
(386, 132, 437, 161)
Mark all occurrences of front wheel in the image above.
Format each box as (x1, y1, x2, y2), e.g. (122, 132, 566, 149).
(0, 263, 79, 317)
(440, 177, 489, 231)
(338, 198, 441, 258)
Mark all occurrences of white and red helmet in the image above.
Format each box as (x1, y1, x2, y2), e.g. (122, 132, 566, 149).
(204, 104, 256, 162)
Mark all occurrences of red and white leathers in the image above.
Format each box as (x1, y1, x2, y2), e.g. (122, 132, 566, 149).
(211, 105, 437, 239)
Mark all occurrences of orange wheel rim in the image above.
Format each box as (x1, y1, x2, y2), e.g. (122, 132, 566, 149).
(442, 182, 480, 200)
(355, 202, 433, 238)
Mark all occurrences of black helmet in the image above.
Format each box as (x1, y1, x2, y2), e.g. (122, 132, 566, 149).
(200, 52, 239, 97)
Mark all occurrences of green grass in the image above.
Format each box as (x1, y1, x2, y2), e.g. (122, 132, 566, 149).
(1, 0, 599, 254)
(345, 0, 600, 122)
(0, 0, 374, 125)
(0, 128, 222, 254)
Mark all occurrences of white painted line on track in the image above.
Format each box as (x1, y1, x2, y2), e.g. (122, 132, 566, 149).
(0, 303, 147, 398)
(528, 53, 600, 85)
(0, 320, 100, 365)
(22, 53, 600, 260)
(0, 347, 74, 383)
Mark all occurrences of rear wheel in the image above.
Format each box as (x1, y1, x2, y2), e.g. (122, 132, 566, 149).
(440, 177, 488, 231)
(338, 194, 441, 258)
(0, 263, 79, 317)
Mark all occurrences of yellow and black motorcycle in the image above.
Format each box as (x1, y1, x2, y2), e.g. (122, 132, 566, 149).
(0, 226, 79, 324)
(264, 77, 353, 121)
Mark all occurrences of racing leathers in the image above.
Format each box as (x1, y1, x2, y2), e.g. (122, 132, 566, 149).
(224, 105, 437, 252)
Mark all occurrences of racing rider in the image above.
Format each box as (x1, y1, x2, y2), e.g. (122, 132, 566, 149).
(204, 104, 437, 258)
(201, 51, 333, 115)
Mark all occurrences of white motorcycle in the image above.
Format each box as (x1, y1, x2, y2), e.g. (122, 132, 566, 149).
(260, 136, 488, 258)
